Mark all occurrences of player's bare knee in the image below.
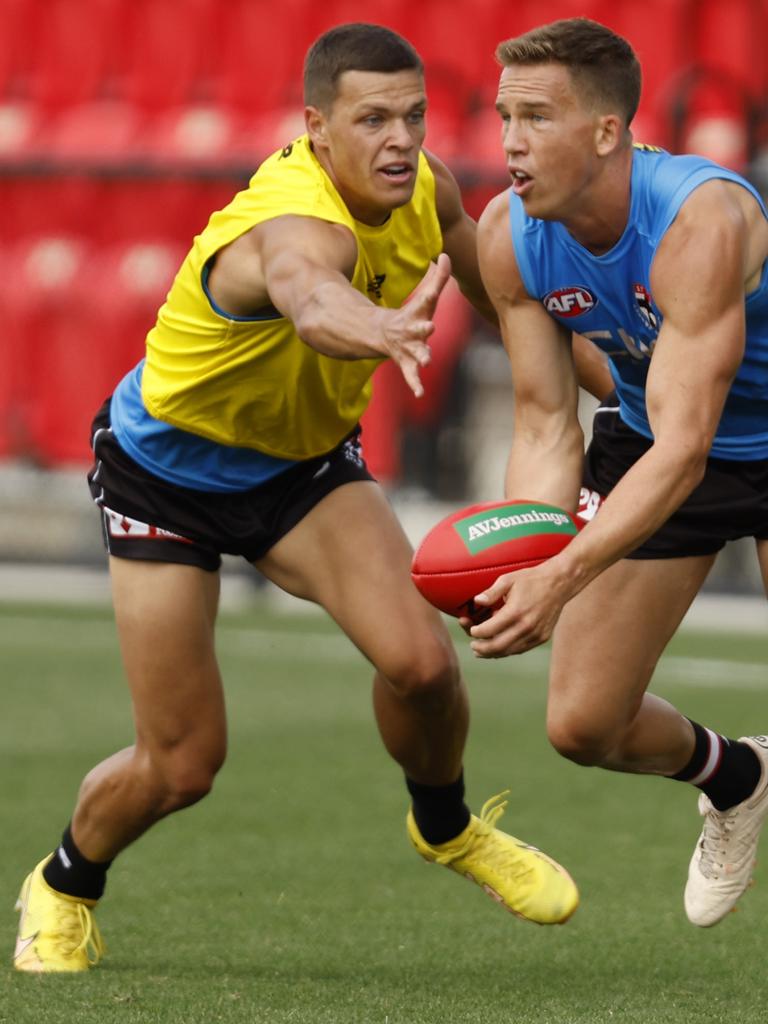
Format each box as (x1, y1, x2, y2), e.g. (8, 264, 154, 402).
(157, 756, 223, 812)
(146, 738, 226, 814)
(547, 714, 614, 767)
(383, 645, 461, 707)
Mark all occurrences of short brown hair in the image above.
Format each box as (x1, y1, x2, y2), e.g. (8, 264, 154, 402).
(304, 23, 423, 111)
(496, 18, 641, 127)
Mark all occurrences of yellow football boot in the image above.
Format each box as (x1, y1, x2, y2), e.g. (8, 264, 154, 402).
(407, 791, 579, 925)
(13, 857, 104, 972)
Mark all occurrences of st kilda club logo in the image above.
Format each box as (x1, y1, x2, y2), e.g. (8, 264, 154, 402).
(543, 285, 597, 318)
(633, 282, 659, 332)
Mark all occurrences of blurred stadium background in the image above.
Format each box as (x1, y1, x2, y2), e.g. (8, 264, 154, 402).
(0, 0, 766, 600)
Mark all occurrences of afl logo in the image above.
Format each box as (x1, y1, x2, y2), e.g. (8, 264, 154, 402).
(543, 286, 597, 318)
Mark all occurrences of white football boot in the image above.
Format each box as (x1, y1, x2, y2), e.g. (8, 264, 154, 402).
(685, 735, 768, 927)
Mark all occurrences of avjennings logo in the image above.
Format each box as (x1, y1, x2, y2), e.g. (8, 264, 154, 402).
(453, 503, 577, 555)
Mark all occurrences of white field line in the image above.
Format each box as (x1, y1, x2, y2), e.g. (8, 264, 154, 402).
(0, 614, 764, 689)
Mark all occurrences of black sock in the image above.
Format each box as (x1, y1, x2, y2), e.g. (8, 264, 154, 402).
(671, 720, 761, 811)
(42, 825, 113, 901)
(406, 772, 471, 845)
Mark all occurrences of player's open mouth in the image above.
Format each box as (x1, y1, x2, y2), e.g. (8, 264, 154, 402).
(510, 169, 533, 195)
(379, 164, 413, 183)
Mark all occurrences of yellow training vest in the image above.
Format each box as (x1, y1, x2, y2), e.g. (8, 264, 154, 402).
(141, 136, 443, 459)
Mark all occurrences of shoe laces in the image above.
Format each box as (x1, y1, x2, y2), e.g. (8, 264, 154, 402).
(50, 899, 104, 966)
(431, 790, 515, 865)
(698, 799, 742, 879)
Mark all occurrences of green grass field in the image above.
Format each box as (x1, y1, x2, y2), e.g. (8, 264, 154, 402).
(0, 599, 766, 1024)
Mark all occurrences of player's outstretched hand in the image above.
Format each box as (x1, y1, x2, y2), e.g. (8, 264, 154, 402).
(468, 562, 569, 657)
(383, 253, 452, 397)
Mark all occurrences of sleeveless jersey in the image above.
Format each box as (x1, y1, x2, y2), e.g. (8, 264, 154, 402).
(509, 145, 768, 460)
(136, 135, 442, 462)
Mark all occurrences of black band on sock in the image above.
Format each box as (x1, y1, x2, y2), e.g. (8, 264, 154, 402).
(406, 772, 471, 845)
(672, 719, 714, 782)
(42, 825, 113, 901)
(671, 720, 761, 811)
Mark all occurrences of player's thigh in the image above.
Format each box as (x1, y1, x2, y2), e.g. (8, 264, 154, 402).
(109, 556, 226, 755)
(549, 554, 716, 731)
(255, 481, 457, 677)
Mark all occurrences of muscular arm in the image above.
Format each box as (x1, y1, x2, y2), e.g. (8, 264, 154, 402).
(207, 214, 451, 397)
(471, 179, 748, 655)
(477, 192, 585, 510)
(553, 180, 746, 586)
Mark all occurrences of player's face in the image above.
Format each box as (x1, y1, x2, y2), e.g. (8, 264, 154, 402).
(307, 69, 427, 226)
(495, 63, 607, 222)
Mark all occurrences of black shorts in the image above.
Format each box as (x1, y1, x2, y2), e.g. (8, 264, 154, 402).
(87, 400, 375, 571)
(579, 401, 768, 559)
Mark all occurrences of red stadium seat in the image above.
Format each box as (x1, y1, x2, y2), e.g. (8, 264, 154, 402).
(114, 0, 216, 113)
(306, 0, 410, 38)
(595, 0, 696, 149)
(3, 235, 93, 464)
(691, 0, 766, 103)
(210, 0, 310, 118)
(0, 0, 30, 100)
(42, 100, 145, 162)
(225, 106, 307, 165)
(0, 100, 43, 160)
(21, 0, 122, 113)
(0, 0, 125, 160)
(1, 174, 103, 242)
(0, 0, 42, 159)
(28, 235, 185, 464)
(3, 234, 184, 466)
(85, 239, 187, 383)
(141, 103, 243, 166)
(81, 177, 225, 246)
(136, 0, 311, 171)
(407, 0, 502, 105)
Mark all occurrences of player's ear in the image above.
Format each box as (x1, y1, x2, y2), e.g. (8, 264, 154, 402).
(595, 113, 623, 157)
(305, 105, 328, 146)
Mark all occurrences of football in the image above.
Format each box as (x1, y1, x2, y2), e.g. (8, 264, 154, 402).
(411, 499, 581, 621)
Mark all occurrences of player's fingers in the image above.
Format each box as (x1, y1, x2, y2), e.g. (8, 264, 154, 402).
(414, 340, 431, 366)
(407, 319, 435, 344)
(470, 622, 544, 658)
(473, 573, 514, 607)
(433, 251, 452, 287)
(411, 253, 451, 312)
(399, 358, 424, 398)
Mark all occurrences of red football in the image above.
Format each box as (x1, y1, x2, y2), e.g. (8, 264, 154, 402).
(411, 499, 581, 621)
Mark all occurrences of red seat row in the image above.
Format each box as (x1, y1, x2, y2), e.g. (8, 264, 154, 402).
(1, 0, 764, 166)
(0, 234, 184, 463)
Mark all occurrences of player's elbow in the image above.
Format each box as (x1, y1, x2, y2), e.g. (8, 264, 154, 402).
(514, 407, 583, 460)
(655, 436, 709, 493)
(293, 295, 325, 348)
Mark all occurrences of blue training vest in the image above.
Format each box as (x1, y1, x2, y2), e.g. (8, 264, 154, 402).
(110, 363, 297, 493)
(509, 145, 768, 460)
